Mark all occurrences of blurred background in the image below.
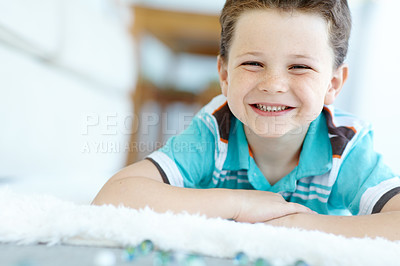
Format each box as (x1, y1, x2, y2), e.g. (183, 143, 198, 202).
(0, 0, 399, 203)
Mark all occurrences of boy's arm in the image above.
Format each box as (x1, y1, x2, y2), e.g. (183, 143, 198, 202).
(92, 160, 314, 223)
(265, 194, 400, 241)
(92, 160, 236, 219)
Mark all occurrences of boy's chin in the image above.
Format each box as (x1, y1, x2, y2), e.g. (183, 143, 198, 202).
(246, 124, 309, 139)
(254, 131, 299, 139)
(245, 127, 285, 138)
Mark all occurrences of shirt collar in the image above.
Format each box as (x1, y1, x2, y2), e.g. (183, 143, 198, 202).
(295, 112, 332, 178)
(271, 112, 333, 192)
(224, 117, 250, 170)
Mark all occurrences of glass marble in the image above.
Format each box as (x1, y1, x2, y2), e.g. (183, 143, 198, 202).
(254, 258, 271, 266)
(122, 247, 139, 262)
(294, 260, 310, 266)
(154, 251, 174, 266)
(139, 240, 155, 255)
(183, 254, 206, 266)
(234, 252, 249, 265)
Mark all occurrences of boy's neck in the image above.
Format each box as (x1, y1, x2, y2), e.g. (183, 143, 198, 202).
(244, 125, 309, 185)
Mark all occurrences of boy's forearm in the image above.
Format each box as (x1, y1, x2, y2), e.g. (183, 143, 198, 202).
(266, 211, 400, 241)
(92, 176, 237, 220)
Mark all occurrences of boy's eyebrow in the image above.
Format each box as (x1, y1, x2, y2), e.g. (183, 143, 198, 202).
(290, 54, 319, 62)
(235, 51, 265, 58)
(235, 52, 319, 62)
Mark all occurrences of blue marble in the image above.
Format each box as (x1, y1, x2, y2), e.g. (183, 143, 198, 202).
(234, 252, 249, 265)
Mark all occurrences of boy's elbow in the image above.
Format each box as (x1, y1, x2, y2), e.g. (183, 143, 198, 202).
(91, 176, 160, 208)
(91, 176, 132, 207)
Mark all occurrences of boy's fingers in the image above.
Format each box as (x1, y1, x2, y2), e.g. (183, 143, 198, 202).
(285, 202, 315, 215)
(263, 204, 315, 222)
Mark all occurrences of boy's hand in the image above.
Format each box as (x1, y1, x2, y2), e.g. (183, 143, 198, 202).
(232, 190, 314, 223)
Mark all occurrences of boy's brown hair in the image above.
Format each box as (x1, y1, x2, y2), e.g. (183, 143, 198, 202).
(219, 0, 352, 68)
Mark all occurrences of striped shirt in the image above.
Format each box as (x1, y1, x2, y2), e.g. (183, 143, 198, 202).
(147, 94, 400, 215)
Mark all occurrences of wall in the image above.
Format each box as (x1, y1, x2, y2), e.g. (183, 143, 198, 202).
(0, 0, 136, 202)
(337, 0, 400, 174)
(1, 0, 399, 203)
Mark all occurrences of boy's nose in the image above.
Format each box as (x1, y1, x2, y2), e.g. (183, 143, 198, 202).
(257, 74, 288, 94)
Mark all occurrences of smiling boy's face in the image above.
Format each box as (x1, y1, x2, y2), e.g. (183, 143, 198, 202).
(218, 9, 348, 138)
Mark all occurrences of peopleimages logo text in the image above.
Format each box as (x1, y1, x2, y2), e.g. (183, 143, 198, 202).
(81, 112, 195, 136)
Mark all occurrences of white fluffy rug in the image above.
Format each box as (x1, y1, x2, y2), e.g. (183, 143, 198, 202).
(1, 187, 400, 266)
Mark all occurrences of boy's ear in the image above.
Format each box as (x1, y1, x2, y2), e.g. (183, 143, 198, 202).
(217, 56, 229, 97)
(324, 64, 348, 105)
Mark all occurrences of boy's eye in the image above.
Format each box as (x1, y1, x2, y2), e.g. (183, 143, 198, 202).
(242, 61, 263, 67)
(289, 65, 312, 70)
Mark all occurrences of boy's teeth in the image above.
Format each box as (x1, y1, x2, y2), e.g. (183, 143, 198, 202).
(256, 104, 288, 112)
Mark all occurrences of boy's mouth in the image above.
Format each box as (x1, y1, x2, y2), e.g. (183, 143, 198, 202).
(252, 104, 293, 112)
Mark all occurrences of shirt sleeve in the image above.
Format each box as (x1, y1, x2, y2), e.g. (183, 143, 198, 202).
(146, 114, 216, 188)
(331, 129, 400, 215)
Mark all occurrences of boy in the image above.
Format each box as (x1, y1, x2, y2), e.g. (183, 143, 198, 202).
(93, 0, 400, 240)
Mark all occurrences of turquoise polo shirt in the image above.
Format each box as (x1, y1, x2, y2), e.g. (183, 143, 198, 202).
(147, 95, 400, 216)
(222, 112, 332, 193)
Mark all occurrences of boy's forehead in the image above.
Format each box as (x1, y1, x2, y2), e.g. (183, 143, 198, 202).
(230, 9, 333, 62)
(235, 9, 329, 35)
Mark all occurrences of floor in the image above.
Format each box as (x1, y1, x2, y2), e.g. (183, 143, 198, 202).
(0, 243, 235, 266)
